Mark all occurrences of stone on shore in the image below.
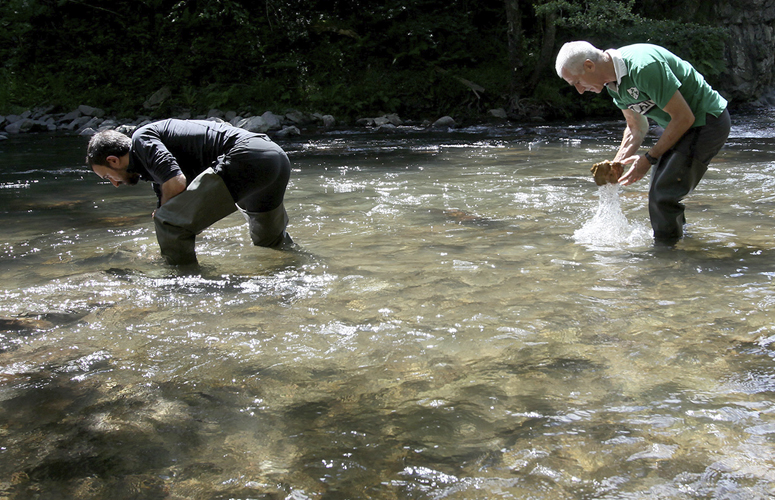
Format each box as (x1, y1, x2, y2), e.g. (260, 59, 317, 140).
(5, 118, 52, 134)
(285, 110, 312, 126)
(237, 116, 270, 133)
(275, 126, 301, 138)
(261, 111, 283, 130)
(432, 116, 457, 129)
(78, 105, 106, 118)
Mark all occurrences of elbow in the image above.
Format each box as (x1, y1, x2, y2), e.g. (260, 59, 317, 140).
(679, 112, 695, 131)
(630, 127, 647, 145)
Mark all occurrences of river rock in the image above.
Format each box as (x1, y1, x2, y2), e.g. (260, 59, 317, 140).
(115, 124, 137, 136)
(81, 117, 103, 131)
(5, 119, 44, 134)
(385, 113, 402, 126)
(432, 116, 457, 129)
(78, 105, 105, 118)
(31, 106, 55, 119)
(58, 110, 81, 123)
(375, 123, 398, 133)
(238, 116, 269, 133)
(309, 113, 335, 128)
(66, 116, 93, 131)
(261, 111, 283, 130)
(98, 119, 119, 131)
(286, 110, 312, 125)
(373, 116, 390, 126)
(0, 317, 54, 332)
(275, 125, 301, 138)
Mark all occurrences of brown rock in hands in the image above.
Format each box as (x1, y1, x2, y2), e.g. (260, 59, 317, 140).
(590, 160, 624, 186)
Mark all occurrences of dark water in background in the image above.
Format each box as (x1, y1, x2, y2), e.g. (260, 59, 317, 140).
(0, 115, 774, 499)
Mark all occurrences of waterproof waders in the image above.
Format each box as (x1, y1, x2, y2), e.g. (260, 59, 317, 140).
(153, 168, 237, 265)
(648, 149, 707, 245)
(242, 203, 292, 248)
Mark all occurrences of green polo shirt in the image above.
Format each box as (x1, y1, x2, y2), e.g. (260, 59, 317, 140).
(606, 44, 727, 128)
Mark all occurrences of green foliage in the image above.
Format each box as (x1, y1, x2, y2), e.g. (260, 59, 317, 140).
(0, 0, 732, 120)
(547, 0, 728, 77)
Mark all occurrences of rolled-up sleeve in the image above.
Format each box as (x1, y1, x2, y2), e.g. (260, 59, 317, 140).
(131, 127, 183, 185)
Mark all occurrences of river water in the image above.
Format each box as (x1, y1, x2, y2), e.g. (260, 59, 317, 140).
(0, 115, 774, 499)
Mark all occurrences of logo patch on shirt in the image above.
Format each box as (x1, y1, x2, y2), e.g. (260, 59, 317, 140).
(627, 87, 640, 99)
(628, 100, 657, 115)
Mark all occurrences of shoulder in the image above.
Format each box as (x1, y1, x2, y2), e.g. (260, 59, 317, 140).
(620, 44, 683, 69)
(132, 119, 170, 140)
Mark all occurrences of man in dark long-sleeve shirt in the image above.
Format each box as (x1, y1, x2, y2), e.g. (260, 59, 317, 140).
(86, 119, 292, 265)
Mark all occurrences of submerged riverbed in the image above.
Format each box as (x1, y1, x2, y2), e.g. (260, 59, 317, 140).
(1, 116, 774, 499)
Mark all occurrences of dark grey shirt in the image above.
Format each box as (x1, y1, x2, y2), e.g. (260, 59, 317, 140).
(128, 119, 262, 199)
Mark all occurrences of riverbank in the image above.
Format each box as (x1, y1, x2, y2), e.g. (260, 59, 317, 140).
(0, 103, 516, 142)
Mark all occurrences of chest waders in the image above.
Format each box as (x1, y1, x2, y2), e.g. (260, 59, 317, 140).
(241, 204, 291, 248)
(153, 168, 237, 265)
(648, 137, 704, 245)
(647, 109, 730, 245)
(153, 168, 292, 265)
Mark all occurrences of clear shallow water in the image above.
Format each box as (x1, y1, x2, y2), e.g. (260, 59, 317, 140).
(0, 115, 774, 499)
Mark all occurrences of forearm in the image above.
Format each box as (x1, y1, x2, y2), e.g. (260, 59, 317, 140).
(645, 114, 693, 159)
(646, 90, 695, 159)
(614, 126, 646, 162)
(614, 110, 649, 162)
(159, 174, 187, 206)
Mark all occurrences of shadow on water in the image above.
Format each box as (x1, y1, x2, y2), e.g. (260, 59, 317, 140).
(1, 374, 184, 499)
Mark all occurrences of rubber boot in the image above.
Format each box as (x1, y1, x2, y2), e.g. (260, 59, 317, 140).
(244, 203, 292, 248)
(153, 168, 237, 265)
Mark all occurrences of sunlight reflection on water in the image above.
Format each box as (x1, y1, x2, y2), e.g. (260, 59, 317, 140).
(0, 118, 774, 498)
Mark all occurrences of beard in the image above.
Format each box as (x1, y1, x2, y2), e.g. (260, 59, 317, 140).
(126, 173, 141, 186)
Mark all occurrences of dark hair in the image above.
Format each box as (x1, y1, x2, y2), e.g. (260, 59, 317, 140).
(86, 130, 131, 167)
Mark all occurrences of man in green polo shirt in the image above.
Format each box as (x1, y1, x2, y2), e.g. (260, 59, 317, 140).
(555, 41, 730, 245)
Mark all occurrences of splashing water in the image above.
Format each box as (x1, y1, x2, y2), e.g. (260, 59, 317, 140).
(573, 183, 651, 248)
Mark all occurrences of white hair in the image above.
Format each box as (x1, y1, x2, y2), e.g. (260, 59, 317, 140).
(555, 41, 603, 78)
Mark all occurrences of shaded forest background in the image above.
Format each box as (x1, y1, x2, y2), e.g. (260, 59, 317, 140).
(0, 0, 734, 123)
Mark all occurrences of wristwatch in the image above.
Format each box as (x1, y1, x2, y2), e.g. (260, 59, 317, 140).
(644, 152, 659, 165)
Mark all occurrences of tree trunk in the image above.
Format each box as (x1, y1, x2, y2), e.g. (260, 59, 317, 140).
(504, 0, 523, 99)
(525, 7, 557, 94)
